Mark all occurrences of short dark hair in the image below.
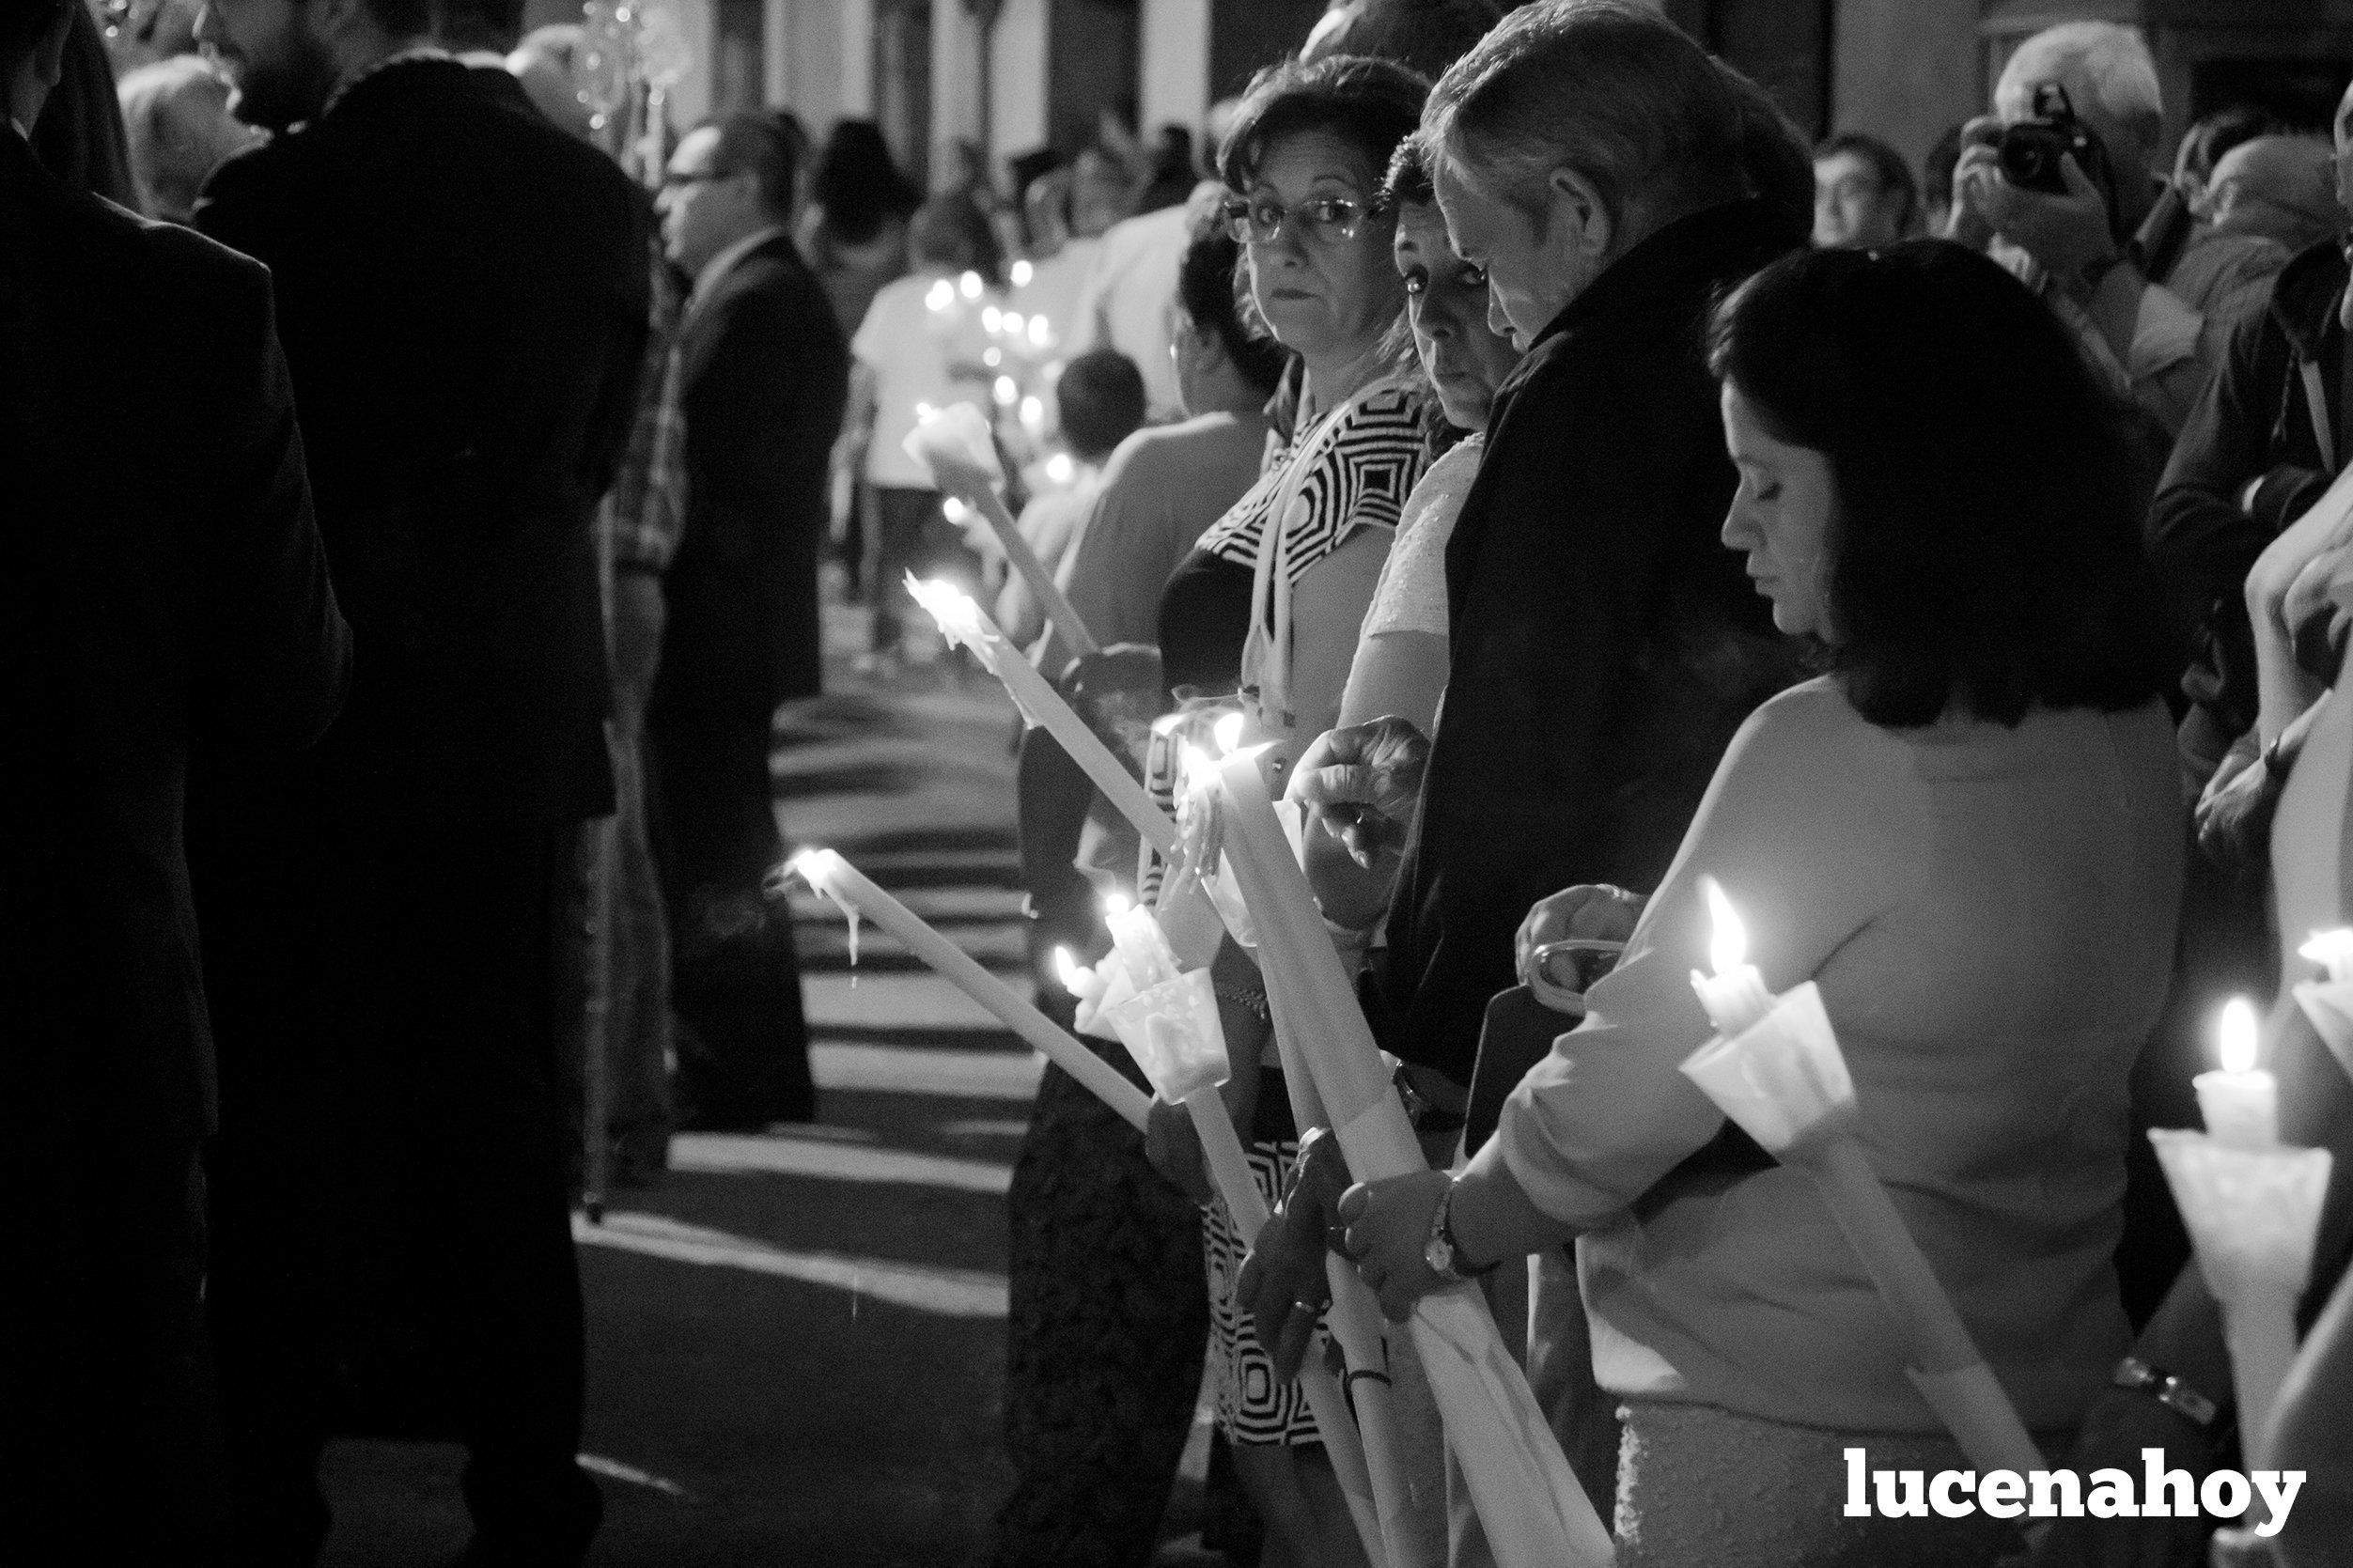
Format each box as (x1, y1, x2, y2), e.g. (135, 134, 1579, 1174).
(1055, 349, 1149, 460)
(1219, 54, 1430, 194)
(1709, 241, 2170, 728)
(815, 119, 923, 244)
(1815, 131, 1919, 234)
(1302, 0, 1505, 82)
(1175, 201, 1290, 397)
(1424, 0, 1745, 230)
(704, 113, 799, 225)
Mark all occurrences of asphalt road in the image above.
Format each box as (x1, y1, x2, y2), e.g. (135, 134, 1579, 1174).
(315, 648, 1213, 1567)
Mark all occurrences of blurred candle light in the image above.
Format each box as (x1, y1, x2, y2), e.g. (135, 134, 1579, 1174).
(981, 305, 1003, 334)
(1045, 452, 1075, 484)
(1010, 258, 1034, 287)
(1004, 312, 1026, 338)
(1028, 317, 1052, 349)
(994, 376, 1020, 408)
(1019, 395, 1046, 433)
(958, 271, 983, 301)
(925, 280, 953, 312)
(984, 348, 1004, 368)
(1212, 712, 1246, 755)
(2194, 997, 2277, 1149)
(942, 496, 969, 522)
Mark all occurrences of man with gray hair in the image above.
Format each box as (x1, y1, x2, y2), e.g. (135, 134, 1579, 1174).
(1955, 20, 2287, 435)
(2204, 133, 2345, 257)
(1293, 4, 1807, 1501)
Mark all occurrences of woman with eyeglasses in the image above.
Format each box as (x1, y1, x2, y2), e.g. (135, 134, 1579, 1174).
(1143, 53, 1429, 1568)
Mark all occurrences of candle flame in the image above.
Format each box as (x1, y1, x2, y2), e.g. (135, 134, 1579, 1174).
(1212, 712, 1246, 754)
(1052, 946, 1088, 994)
(1102, 892, 1132, 920)
(958, 271, 983, 300)
(1010, 259, 1034, 287)
(2299, 928, 2353, 970)
(2220, 996, 2259, 1075)
(1702, 877, 1747, 975)
(787, 847, 840, 890)
(1179, 743, 1218, 798)
(905, 574, 986, 647)
(981, 305, 1003, 334)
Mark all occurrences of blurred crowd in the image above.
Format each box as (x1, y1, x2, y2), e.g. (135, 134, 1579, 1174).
(8, 0, 2353, 1565)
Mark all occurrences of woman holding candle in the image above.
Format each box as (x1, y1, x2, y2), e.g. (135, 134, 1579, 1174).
(1332, 242, 2184, 1565)
(1145, 52, 1431, 1567)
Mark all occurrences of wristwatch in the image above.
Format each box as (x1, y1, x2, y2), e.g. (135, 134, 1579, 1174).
(1423, 1178, 1499, 1284)
(2111, 1356, 2221, 1431)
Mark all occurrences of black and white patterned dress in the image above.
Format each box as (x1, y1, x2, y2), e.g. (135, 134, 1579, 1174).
(1165, 376, 1429, 1448)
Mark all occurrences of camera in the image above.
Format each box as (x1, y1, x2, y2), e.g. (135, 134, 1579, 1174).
(1998, 83, 2111, 196)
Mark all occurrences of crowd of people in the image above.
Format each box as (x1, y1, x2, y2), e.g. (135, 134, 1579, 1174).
(8, 0, 2353, 1563)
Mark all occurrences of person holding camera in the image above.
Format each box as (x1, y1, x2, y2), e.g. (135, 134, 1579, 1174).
(1952, 21, 2287, 439)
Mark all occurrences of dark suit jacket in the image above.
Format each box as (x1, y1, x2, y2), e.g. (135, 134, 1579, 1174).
(0, 128, 348, 1141)
(193, 55, 647, 822)
(656, 231, 849, 720)
(1374, 199, 1803, 1086)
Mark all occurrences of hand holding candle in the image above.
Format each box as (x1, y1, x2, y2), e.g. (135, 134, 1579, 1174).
(1677, 880, 2045, 1483)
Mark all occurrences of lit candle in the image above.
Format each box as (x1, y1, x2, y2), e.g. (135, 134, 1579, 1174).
(2193, 998, 2277, 1149)
(958, 270, 983, 301)
(1690, 877, 1777, 1036)
(906, 577, 1168, 851)
(1010, 258, 1034, 288)
(789, 849, 1150, 1130)
(2299, 928, 2353, 985)
(1052, 945, 1100, 1005)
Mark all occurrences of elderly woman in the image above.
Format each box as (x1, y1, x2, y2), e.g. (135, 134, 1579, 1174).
(1145, 52, 1430, 1568)
(1332, 242, 2183, 1566)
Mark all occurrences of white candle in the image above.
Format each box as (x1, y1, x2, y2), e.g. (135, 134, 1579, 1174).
(1690, 877, 1777, 1036)
(2193, 997, 2278, 1149)
(906, 577, 1172, 853)
(2299, 928, 2353, 985)
(791, 849, 1151, 1131)
(1052, 945, 1100, 1006)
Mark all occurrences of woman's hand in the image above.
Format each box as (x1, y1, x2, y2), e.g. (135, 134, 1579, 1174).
(1514, 884, 1646, 991)
(1286, 716, 1431, 870)
(1238, 1128, 1352, 1381)
(1143, 1096, 1214, 1206)
(1335, 1170, 1452, 1321)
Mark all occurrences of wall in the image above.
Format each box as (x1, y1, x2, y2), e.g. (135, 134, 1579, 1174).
(1140, 0, 1209, 135)
(1829, 0, 1983, 165)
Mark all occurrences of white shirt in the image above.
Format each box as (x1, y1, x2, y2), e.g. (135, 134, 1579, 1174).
(852, 270, 999, 489)
(1069, 197, 1205, 420)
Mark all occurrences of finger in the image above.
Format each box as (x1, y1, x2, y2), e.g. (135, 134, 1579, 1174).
(1292, 762, 1379, 810)
(2058, 151, 2102, 202)
(1270, 1300, 1319, 1383)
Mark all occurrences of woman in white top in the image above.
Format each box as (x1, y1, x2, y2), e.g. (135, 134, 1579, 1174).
(1330, 243, 2185, 1566)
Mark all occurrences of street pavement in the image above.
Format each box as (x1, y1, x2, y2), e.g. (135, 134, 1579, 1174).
(317, 642, 1213, 1566)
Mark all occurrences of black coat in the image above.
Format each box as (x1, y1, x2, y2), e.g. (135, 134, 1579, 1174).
(2149, 239, 2348, 745)
(657, 232, 849, 720)
(1375, 199, 1802, 1085)
(192, 55, 647, 822)
(1, 128, 349, 1141)
(0, 127, 347, 1551)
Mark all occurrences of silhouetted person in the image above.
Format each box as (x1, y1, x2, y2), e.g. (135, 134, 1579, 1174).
(1, 0, 348, 1557)
(186, 0, 647, 1556)
(649, 114, 848, 1127)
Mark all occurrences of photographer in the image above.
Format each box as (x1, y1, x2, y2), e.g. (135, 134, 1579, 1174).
(1953, 21, 2287, 437)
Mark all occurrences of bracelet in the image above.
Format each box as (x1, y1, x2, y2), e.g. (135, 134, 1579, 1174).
(2111, 1356, 2221, 1431)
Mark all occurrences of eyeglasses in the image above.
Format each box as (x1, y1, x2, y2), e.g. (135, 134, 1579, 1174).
(1222, 193, 1385, 246)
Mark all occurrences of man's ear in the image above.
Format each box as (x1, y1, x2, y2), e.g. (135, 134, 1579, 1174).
(1546, 164, 1613, 260)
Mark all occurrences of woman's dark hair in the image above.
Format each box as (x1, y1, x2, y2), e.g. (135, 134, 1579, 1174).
(815, 119, 924, 245)
(1175, 202, 1290, 397)
(1709, 241, 2171, 728)
(1218, 54, 1431, 194)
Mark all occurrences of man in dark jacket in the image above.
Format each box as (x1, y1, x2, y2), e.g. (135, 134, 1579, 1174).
(647, 114, 848, 1127)
(187, 0, 647, 1556)
(1305, 2, 1804, 1095)
(1, 0, 348, 1554)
